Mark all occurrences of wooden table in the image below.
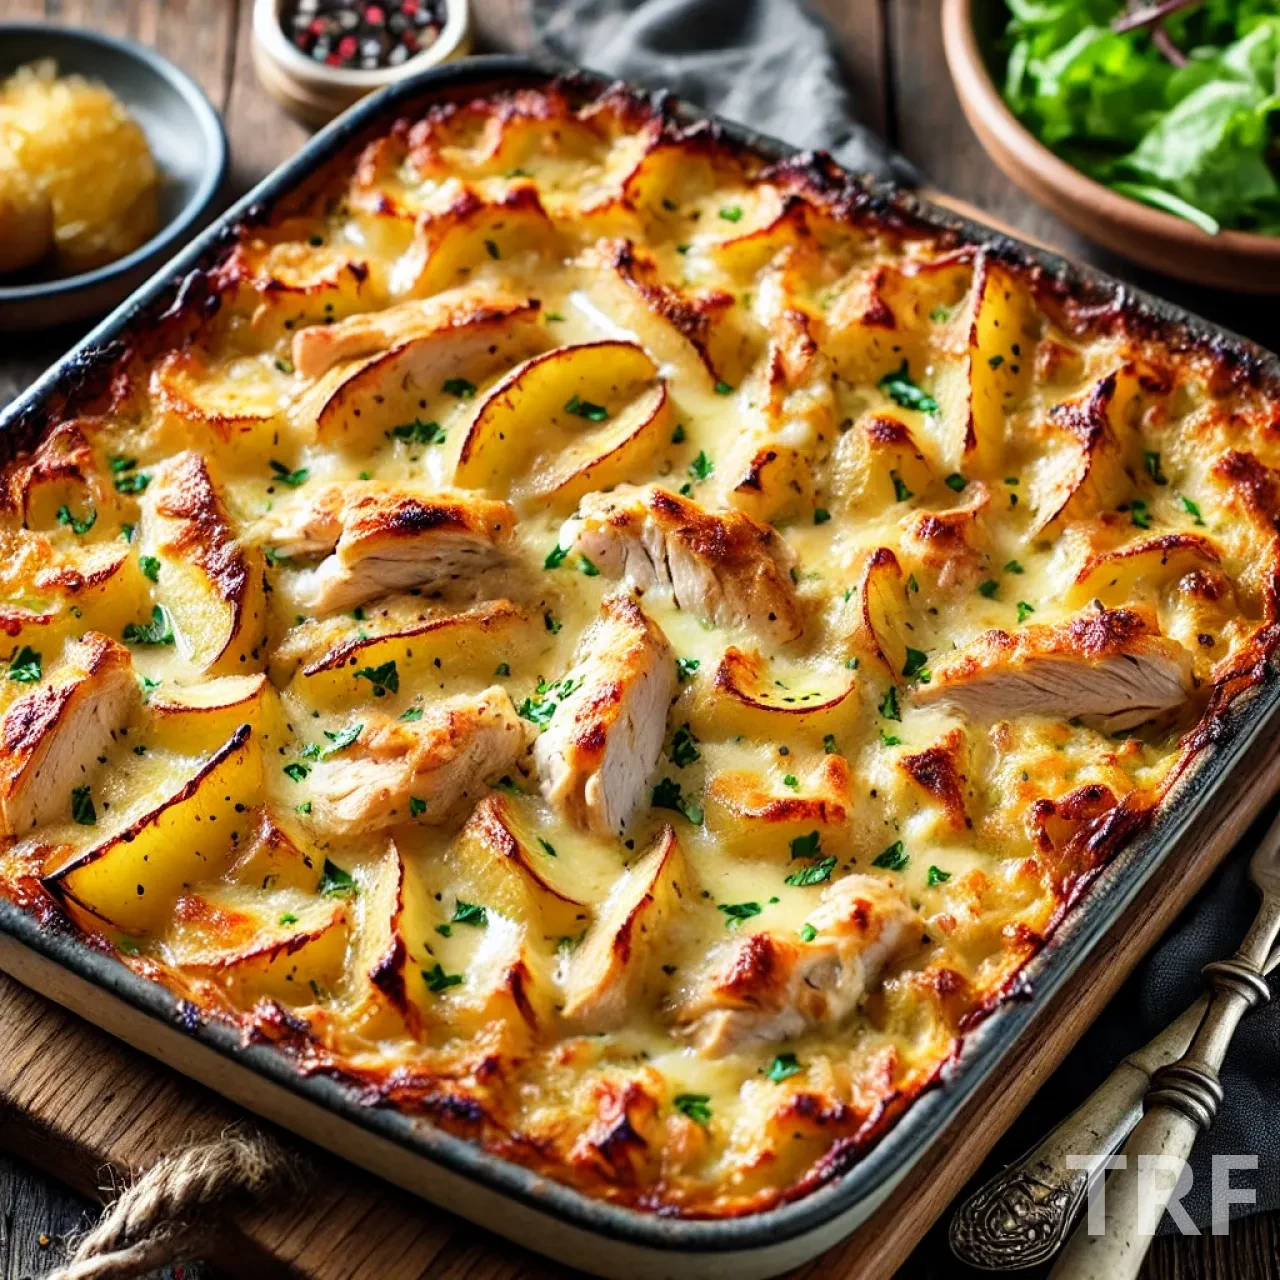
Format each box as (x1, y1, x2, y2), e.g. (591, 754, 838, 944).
(0, 2, 1277, 1278)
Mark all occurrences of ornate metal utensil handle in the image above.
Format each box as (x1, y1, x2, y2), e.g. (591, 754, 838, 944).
(1049, 825, 1280, 1280)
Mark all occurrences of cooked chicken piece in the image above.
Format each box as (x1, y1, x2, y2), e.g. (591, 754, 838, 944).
(558, 485, 802, 643)
(916, 607, 1193, 732)
(291, 285, 536, 380)
(0, 633, 136, 835)
(534, 593, 676, 836)
(305, 687, 525, 834)
(673, 874, 920, 1056)
(263, 484, 515, 614)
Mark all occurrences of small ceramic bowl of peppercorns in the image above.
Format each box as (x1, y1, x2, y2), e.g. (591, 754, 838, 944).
(252, 0, 471, 125)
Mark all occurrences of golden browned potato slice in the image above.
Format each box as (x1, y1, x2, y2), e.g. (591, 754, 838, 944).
(843, 546, 911, 679)
(45, 724, 263, 935)
(145, 674, 284, 754)
(560, 825, 690, 1032)
(701, 646, 858, 739)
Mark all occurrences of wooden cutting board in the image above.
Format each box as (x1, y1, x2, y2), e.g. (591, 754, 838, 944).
(5, 720, 1280, 1280)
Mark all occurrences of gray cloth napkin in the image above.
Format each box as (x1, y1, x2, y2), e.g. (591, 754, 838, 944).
(525, 0, 920, 184)
(512, 0, 1280, 1234)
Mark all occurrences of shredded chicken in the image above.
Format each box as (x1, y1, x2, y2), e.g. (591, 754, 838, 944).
(916, 607, 1193, 732)
(0, 633, 136, 835)
(535, 593, 676, 836)
(305, 686, 525, 833)
(262, 483, 515, 614)
(673, 874, 920, 1056)
(558, 484, 802, 643)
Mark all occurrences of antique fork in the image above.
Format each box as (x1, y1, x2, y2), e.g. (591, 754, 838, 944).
(1045, 812, 1280, 1279)
(949, 941, 1280, 1270)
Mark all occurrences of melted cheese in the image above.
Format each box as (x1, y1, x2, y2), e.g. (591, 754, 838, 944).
(2, 81, 1278, 1217)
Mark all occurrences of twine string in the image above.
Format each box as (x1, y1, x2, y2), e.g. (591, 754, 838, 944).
(46, 1126, 304, 1280)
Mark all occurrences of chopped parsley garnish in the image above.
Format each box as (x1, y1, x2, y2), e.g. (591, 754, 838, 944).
(120, 523, 135, 542)
(423, 963, 464, 993)
(977, 579, 999, 598)
(517, 674, 583, 730)
(823, 733, 839, 754)
(111, 457, 151, 494)
(442, 378, 476, 398)
(688, 450, 714, 481)
(565, 395, 609, 421)
(8, 646, 41, 683)
(798, 922, 818, 943)
(902, 648, 929, 680)
(783, 774, 799, 790)
(717, 902, 761, 928)
(123, 605, 175, 647)
(944, 473, 968, 492)
(891, 470, 913, 502)
(494, 664, 511, 677)
(296, 801, 312, 814)
(669, 723, 701, 768)
(907, 574, 919, 593)
(671, 423, 686, 444)
(789, 831, 822, 859)
(652, 777, 703, 824)
(927, 865, 953, 886)
(1016, 601, 1036, 624)
(930, 305, 950, 322)
(713, 380, 734, 396)
(1181, 495, 1205, 526)
(283, 762, 310, 783)
(270, 459, 310, 487)
(544, 543, 569, 569)
(546, 312, 566, 322)
(1144, 451, 1169, 485)
(988, 354, 1005, 370)
(1005, 560, 1025, 574)
(879, 361, 938, 414)
(580, 555, 600, 577)
(1128, 499, 1152, 529)
(354, 660, 399, 696)
(400, 705, 425, 720)
(56, 505, 97, 535)
(767, 1053, 803, 1082)
(880, 730, 902, 746)
(321, 724, 362, 756)
(139, 555, 161, 582)
(263, 546, 291, 567)
(544, 611, 562, 634)
(674, 1093, 712, 1124)
(275, 357, 295, 374)
(873, 841, 908, 871)
(319, 859, 356, 896)
(279, 913, 299, 926)
(718, 205, 744, 222)
(814, 507, 831, 525)
(408, 796, 427, 816)
(388, 418, 446, 445)
(110, 455, 136, 474)
(71, 785, 96, 826)
(538, 838, 558, 858)
(436, 924, 452, 937)
(676, 656, 700, 682)
(785, 856, 837, 887)
(452, 900, 487, 927)
(878, 686, 901, 721)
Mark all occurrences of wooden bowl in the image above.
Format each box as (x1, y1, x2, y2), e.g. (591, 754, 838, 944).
(941, 0, 1280, 293)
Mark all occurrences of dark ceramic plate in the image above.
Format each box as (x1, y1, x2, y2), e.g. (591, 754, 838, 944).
(0, 24, 227, 331)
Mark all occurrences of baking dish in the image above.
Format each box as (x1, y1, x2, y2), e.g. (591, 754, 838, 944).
(3, 54, 1280, 1280)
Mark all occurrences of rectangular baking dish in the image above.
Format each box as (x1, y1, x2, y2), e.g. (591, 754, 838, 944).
(3, 54, 1280, 1280)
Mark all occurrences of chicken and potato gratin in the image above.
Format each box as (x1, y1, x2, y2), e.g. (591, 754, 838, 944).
(2, 78, 1279, 1217)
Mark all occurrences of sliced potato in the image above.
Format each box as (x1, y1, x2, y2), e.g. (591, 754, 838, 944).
(560, 825, 689, 1032)
(831, 413, 933, 516)
(1068, 533, 1221, 608)
(701, 647, 859, 739)
(844, 547, 910, 679)
(226, 807, 323, 893)
(444, 793, 592, 940)
(140, 452, 267, 675)
(146, 674, 284, 754)
(726, 444, 815, 524)
(454, 340, 666, 503)
(705, 754, 855, 859)
(45, 724, 262, 935)
(164, 883, 348, 1006)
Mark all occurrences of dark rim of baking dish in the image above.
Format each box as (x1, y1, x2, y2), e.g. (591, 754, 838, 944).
(0, 24, 228, 302)
(3, 53, 1280, 1257)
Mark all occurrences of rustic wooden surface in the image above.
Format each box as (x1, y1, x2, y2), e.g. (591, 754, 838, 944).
(1, 2, 1278, 1278)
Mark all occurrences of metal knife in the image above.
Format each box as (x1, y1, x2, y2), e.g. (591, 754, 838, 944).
(950, 941, 1280, 1271)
